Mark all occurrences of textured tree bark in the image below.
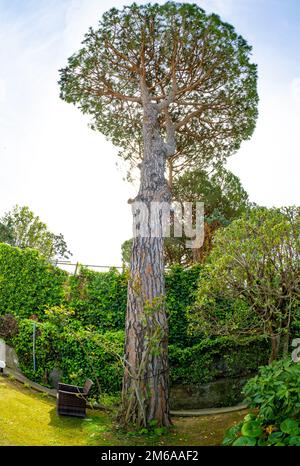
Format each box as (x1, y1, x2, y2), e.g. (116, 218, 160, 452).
(121, 99, 172, 427)
(281, 330, 290, 358)
(168, 158, 173, 189)
(269, 333, 281, 363)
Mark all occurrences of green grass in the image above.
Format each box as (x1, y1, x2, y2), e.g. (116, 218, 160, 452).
(0, 377, 247, 446)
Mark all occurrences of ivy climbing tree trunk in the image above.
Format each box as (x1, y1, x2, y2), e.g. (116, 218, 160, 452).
(122, 92, 172, 427)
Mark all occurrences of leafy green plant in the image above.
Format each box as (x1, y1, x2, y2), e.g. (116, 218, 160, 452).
(169, 335, 269, 388)
(44, 305, 75, 326)
(0, 244, 67, 320)
(125, 419, 169, 438)
(223, 414, 300, 446)
(67, 267, 127, 330)
(243, 359, 300, 423)
(11, 319, 124, 393)
(223, 359, 300, 446)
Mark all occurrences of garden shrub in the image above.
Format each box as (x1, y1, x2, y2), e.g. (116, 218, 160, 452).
(11, 319, 61, 384)
(57, 327, 124, 394)
(169, 336, 269, 386)
(67, 267, 127, 330)
(165, 264, 201, 346)
(0, 244, 67, 319)
(11, 319, 124, 394)
(223, 359, 300, 446)
(68, 264, 202, 345)
(243, 358, 300, 422)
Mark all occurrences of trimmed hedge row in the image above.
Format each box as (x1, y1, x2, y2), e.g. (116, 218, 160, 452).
(67, 264, 202, 346)
(0, 244, 202, 347)
(67, 267, 128, 331)
(0, 244, 67, 319)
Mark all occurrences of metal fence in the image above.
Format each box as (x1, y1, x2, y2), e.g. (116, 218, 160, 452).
(51, 260, 123, 275)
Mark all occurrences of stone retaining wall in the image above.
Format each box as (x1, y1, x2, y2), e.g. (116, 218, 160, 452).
(170, 375, 252, 410)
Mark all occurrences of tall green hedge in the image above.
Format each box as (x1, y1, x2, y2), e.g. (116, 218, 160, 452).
(67, 264, 202, 345)
(165, 264, 202, 346)
(67, 267, 127, 330)
(0, 244, 67, 319)
(0, 245, 202, 346)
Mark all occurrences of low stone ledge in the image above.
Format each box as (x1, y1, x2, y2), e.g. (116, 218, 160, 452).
(170, 403, 248, 417)
(3, 367, 108, 411)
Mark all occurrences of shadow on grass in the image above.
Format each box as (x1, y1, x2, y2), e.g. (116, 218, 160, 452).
(48, 406, 85, 429)
(48, 406, 116, 445)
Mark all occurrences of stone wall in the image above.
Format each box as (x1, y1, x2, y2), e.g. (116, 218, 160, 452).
(3, 343, 20, 372)
(170, 375, 252, 409)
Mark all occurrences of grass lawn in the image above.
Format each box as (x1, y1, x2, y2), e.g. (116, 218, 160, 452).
(0, 376, 247, 446)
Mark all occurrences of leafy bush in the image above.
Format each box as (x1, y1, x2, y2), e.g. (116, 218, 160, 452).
(58, 327, 124, 394)
(0, 244, 67, 319)
(11, 315, 269, 399)
(67, 264, 203, 346)
(223, 413, 300, 446)
(243, 358, 300, 422)
(67, 267, 127, 330)
(223, 359, 300, 446)
(11, 318, 124, 394)
(165, 264, 201, 346)
(169, 336, 269, 386)
(11, 319, 61, 384)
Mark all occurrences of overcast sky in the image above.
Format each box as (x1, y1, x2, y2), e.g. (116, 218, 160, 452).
(0, 0, 299, 266)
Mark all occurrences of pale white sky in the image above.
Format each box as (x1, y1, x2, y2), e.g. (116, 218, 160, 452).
(0, 0, 299, 266)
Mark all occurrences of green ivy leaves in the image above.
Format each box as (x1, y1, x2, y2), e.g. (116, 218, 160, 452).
(0, 244, 67, 320)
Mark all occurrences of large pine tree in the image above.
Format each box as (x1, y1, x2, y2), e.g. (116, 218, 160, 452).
(59, 2, 258, 427)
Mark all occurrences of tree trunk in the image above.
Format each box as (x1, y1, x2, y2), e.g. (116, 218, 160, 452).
(269, 333, 281, 363)
(121, 100, 172, 427)
(168, 158, 173, 189)
(281, 329, 290, 358)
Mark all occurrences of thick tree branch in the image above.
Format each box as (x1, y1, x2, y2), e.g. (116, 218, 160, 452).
(164, 110, 176, 158)
(104, 40, 140, 74)
(175, 107, 204, 130)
